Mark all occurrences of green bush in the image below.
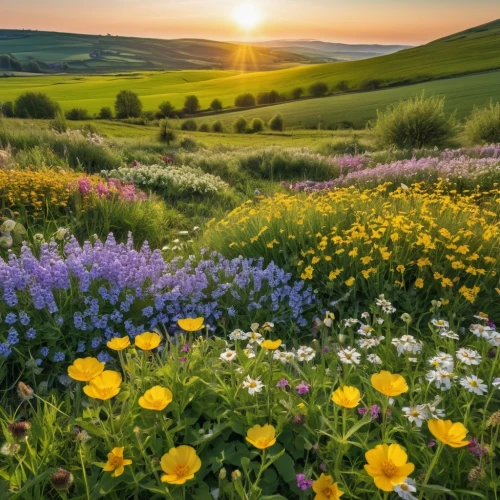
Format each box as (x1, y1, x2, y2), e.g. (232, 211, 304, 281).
(308, 82, 329, 97)
(464, 102, 500, 145)
(184, 95, 200, 114)
(256, 92, 270, 105)
(98, 107, 113, 119)
(49, 111, 68, 133)
(26, 60, 41, 73)
(233, 117, 248, 133)
(235, 93, 256, 108)
(181, 119, 198, 131)
(65, 108, 90, 120)
(0, 101, 14, 118)
(268, 114, 284, 132)
(14, 92, 60, 119)
(291, 87, 304, 100)
(249, 117, 265, 133)
(333, 80, 350, 92)
(212, 120, 224, 133)
(373, 93, 457, 149)
(359, 79, 383, 91)
(80, 123, 101, 136)
(268, 90, 280, 103)
(115, 90, 142, 119)
(158, 120, 176, 144)
(199, 123, 210, 133)
(180, 137, 198, 151)
(210, 98, 223, 112)
(158, 100, 176, 118)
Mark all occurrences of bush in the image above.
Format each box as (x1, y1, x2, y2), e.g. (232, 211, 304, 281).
(158, 100, 176, 118)
(14, 92, 60, 119)
(181, 119, 198, 131)
(157, 120, 176, 144)
(268, 90, 280, 103)
(115, 90, 143, 119)
(212, 120, 224, 133)
(234, 93, 256, 108)
(26, 60, 41, 73)
(210, 98, 223, 112)
(359, 79, 383, 91)
(180, 137, 198, 151)
(141, 110, 156, 121)
(333, 80, 350, 92)
(199, 123, 210, 133)
(268, 114, 284, 132)
(373, 93, 457, 149)
(49, 111, 68, 133)
(308, 82, 329, 97)
(65, 108, 90, 120)
(249, 118, 265, 133)
(464, 102, 500, 145)
(184, 95, 200, 114)
(98, 107, 113, 119)
(256, 92, 270, 105)
(291, 87, 304, 100)
(80, 123, 101, 136)
(0, 101, 14, 118)
(233, 117, 248, 133)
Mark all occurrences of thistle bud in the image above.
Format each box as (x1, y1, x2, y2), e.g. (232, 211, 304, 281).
(7, 422, 30, 441)
(467, 465, 485, 485)
(0, 442, 21, 456)
(487, 410, 500, 428)
(17, 381, 34, 401)
(50, 468, 74, 491)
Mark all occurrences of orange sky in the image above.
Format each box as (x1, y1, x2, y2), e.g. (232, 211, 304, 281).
(3, 0, 500, 45)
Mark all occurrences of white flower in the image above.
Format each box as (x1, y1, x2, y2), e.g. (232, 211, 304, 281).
(393, 478, 418, 500)
(473, 313, 489, 321)
(470, 324, 493, 338)
(247, 331, 263, 344)
(431, 319, 449, 329)
(343, 318, 359, 328)
(402, 405, 428, 427)
(1, 442, 20, 456)
(357, 324, 374, 336)
(376, 318, 384, 325)
(375, 295, 396, 314)
(0, 219, 16, 232)
(323, 312, 335, 327)
(243, 347, 256, 359)
(338, 347, 361, 365)
(487, 331, 500, 347)
(460, 375, 487, 395)
(361, 312, 370, 319)
(392, 335, 423, 356)
(440, 329, 459, 340)
(178, 231, 189, 236)
(456, 348, 481, 366)
(55, 227, 69, 241)
(296, 346, 315, 362)
(242, 375, 264, 395)
(367, 353, 382, 364)
(492, 378, 500, 388)
(219, 349, 237, 362)
(229, 329, 248, 341)
(357, 336, 384, 349)
(428, 352, 454, 371)
(426, 370, 455, 391)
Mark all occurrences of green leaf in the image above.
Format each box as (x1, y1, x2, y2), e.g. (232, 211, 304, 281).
(419, 484, 457, 498)
(273, 451, 296, 484)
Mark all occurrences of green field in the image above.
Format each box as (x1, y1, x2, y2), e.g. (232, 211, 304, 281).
(1, 20, 499, 114)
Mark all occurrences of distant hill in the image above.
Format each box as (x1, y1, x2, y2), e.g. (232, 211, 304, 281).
(243, 40, 412, 62)
(0, 29, 310, 73)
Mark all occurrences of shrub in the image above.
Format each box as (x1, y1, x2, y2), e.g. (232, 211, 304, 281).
(0, 101, 14, 118)
(184, 95, 200, 114)
(65, 108, 90, 120)
(98, 107, 113, 120)
(115, 90, 142, 119)
(268, 114, 284, 132)
(80, 123, 101, 136)
(181, 119, 198, 131)
(268, 90, 280, 103)
(199, 123, 210, 133)
(49, 111, 68, 133)
(158, 100, 176, 118)
(180, 137, 198, 151)
(14, 92, 60, 119)
(157, 120, 176, 144)
(234, 93, 256, 108)
(464, 102, 500, 145)
(373, 93, 457, 149)
(233, 117, 248, 133)
(333, 80, 350, 92)
(26, 60, 41, 73)
(212, 120, 224, 133)
(256, 92, 270, 105)
(308, 82, 329, 97)
(359, 78, 383, 91)
(210, 98, 223, 112)
(141, 110, 156, 121)
(249, 117, 265, 133)
(291, 87, 304, 100)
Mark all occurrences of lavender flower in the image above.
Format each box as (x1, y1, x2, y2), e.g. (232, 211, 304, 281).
(296, 381, 310, 395)
(296, 474, 313, 491)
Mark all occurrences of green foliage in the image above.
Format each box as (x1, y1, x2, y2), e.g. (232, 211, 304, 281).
(249, 118, 265, 133)
(210, 98, 223, 111)
(373, 93, 458, 149)
(464, 101, 500, 144)
(359, 78, 383, 91)
(199, 123, 210, 133)
(256, 92, 270, 105)
(268, 90, 280, 103)
(233, 117, 248, 133)
(65, 108, 90, 120)
(181, 119, 198, 131)
(212, 120, 224, 133)
(333, 80, 350, 92)
(26, 60, 41, 73)
(268, 114, 284, 132)
(235, 93, 256, 108)
(180, 136, 198, 151)
(291, 87, 304, 100)
(308, 82, 329, 97)
(49, 111, 68, 133)
(158, 100, 176, 118)
(157, 119, 176, 144)
(14, 92, 60, 119)
(115, 90, 143, 119)
(184, 95, 201, 114)
(98, 106, 113, 119)
(0, 101, 14, 118)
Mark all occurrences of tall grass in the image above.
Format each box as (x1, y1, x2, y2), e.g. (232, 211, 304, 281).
(465, 101, 500, 145)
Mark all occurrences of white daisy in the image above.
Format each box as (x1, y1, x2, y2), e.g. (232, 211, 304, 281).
(456, 348, 481, 366)
(402, 406, 427, 427)
(460, 375, 488, 395)
(487, 331, 500, 347)
(393, 478, 418, 500)
(426, 369, 455, 391)
(343, 318, 359, 328)
(492, 378, 500, 388)
(357, 336, 384, 349)
(392, 335, 423, 356)
(361, 312, 370, 319)
(428, 352, 454, 371)
(367, 353, 382, 364)
(219, 349, 237, 362)
(242, 375, 264, 395)
(431, 319, 449, 329)
(470, 324, 493, 338)
(243, 347, 256, 359)
(247, 331, 263, 345)
(338, 347, 361, 365)
(229, 329, 248, 341)
(376, 295, 396, 314)
(357, 324, 374, 336)
(376, 317, 384, 325)
(296, 346, 316, 362)
(440, 329, 459, 340)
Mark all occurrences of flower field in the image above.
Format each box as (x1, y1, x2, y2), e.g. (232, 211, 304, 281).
(1, 136, 500, 499)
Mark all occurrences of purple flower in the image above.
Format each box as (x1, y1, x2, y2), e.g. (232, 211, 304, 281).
(319, 462, 328, 471)
(181, 343, 190, 353)
(322, 346, 329, 354)
(78, 177, 92, 195)
(296, 474, 313, 491)
(358, 407, 368, 415)
(427, 440, 436, 447)
(179, 357, 187, 363)
(468, 437, 488, 456)
(277, 378, 289, 389)
(296, 381, 310, 395)
(370, 404, 381, 419)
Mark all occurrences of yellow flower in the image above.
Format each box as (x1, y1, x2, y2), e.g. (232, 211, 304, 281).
(246, 424, 277, 449)
(364, 443, 415, 491)
(177, 317, 205, 332)
(345, 277, 355, 287)
(428, 420, 469, 448)
(160, 445, 201, 484)
(139, 386, 173, 411)
(106, 336, 131, 351)
(415, 278, 424, 289)
(312, 473, 344, 500)
(371, 370, 408, 397)
(261, 339, 282, 350)
(102, 447, 132, 477)
(134, 332, 161, 351)
(396, 265, 405, 273)
(331, 386, 361, 408)
(83, 370, 122, 400)
(67, 357, 105, 382)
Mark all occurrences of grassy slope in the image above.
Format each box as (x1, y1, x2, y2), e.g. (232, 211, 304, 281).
(192, 71, 500, 128)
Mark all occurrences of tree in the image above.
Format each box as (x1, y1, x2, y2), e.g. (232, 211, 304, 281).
(65, 108, 89, 120)
(98, 107, 113, 119)
(268, 114, 284, 132)
(250, 118, 265, 133)
(199, 123, 210, 132)
(268, 90, 280, 103)
(212, 120, 224, 133)
(14, 92, 59, 119)
(210, 99, 223, 112)
(26, 61, 41, 73)
(0, 101, 14, 118)
(181, 119, 198, 131)
(115, 90, 142, 119)
(291, 87, 304, 100)
(159, 101, 176, 118)
(158, 120, 176, 144)
(256, 92, 270, 105)
(235, 93, 256, 108)
(184, 95, 200, 114)
(233, 117, 248, 133)
(309, 82, 329, 97)
(334, 80, 349, 92)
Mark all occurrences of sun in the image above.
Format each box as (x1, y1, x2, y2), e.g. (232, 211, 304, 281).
(233, 2, 261, 31)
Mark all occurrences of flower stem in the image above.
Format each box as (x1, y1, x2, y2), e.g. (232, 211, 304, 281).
(420, 442, 444, 499)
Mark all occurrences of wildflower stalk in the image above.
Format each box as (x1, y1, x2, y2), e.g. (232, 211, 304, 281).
(419, 441, 444, 498)
(78, 444, 91, 500)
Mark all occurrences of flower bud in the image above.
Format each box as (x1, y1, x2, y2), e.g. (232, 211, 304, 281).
(17, 381, 34, 401)
(231, 470, 242, 481)
(8, 422, 30, 441)
(50, 468, 74, 491)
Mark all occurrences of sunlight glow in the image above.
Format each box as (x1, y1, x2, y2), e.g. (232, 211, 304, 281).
(233, 3, 261, 31)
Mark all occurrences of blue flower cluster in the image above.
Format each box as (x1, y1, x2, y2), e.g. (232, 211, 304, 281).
(0, 234, 315, 368)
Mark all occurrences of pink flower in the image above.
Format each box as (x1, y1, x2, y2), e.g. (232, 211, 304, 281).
(296, 380, 310, 395)
(78, 177, 92, 195)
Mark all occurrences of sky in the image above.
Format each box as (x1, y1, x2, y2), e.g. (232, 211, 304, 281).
(3, 0, 500, 45)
